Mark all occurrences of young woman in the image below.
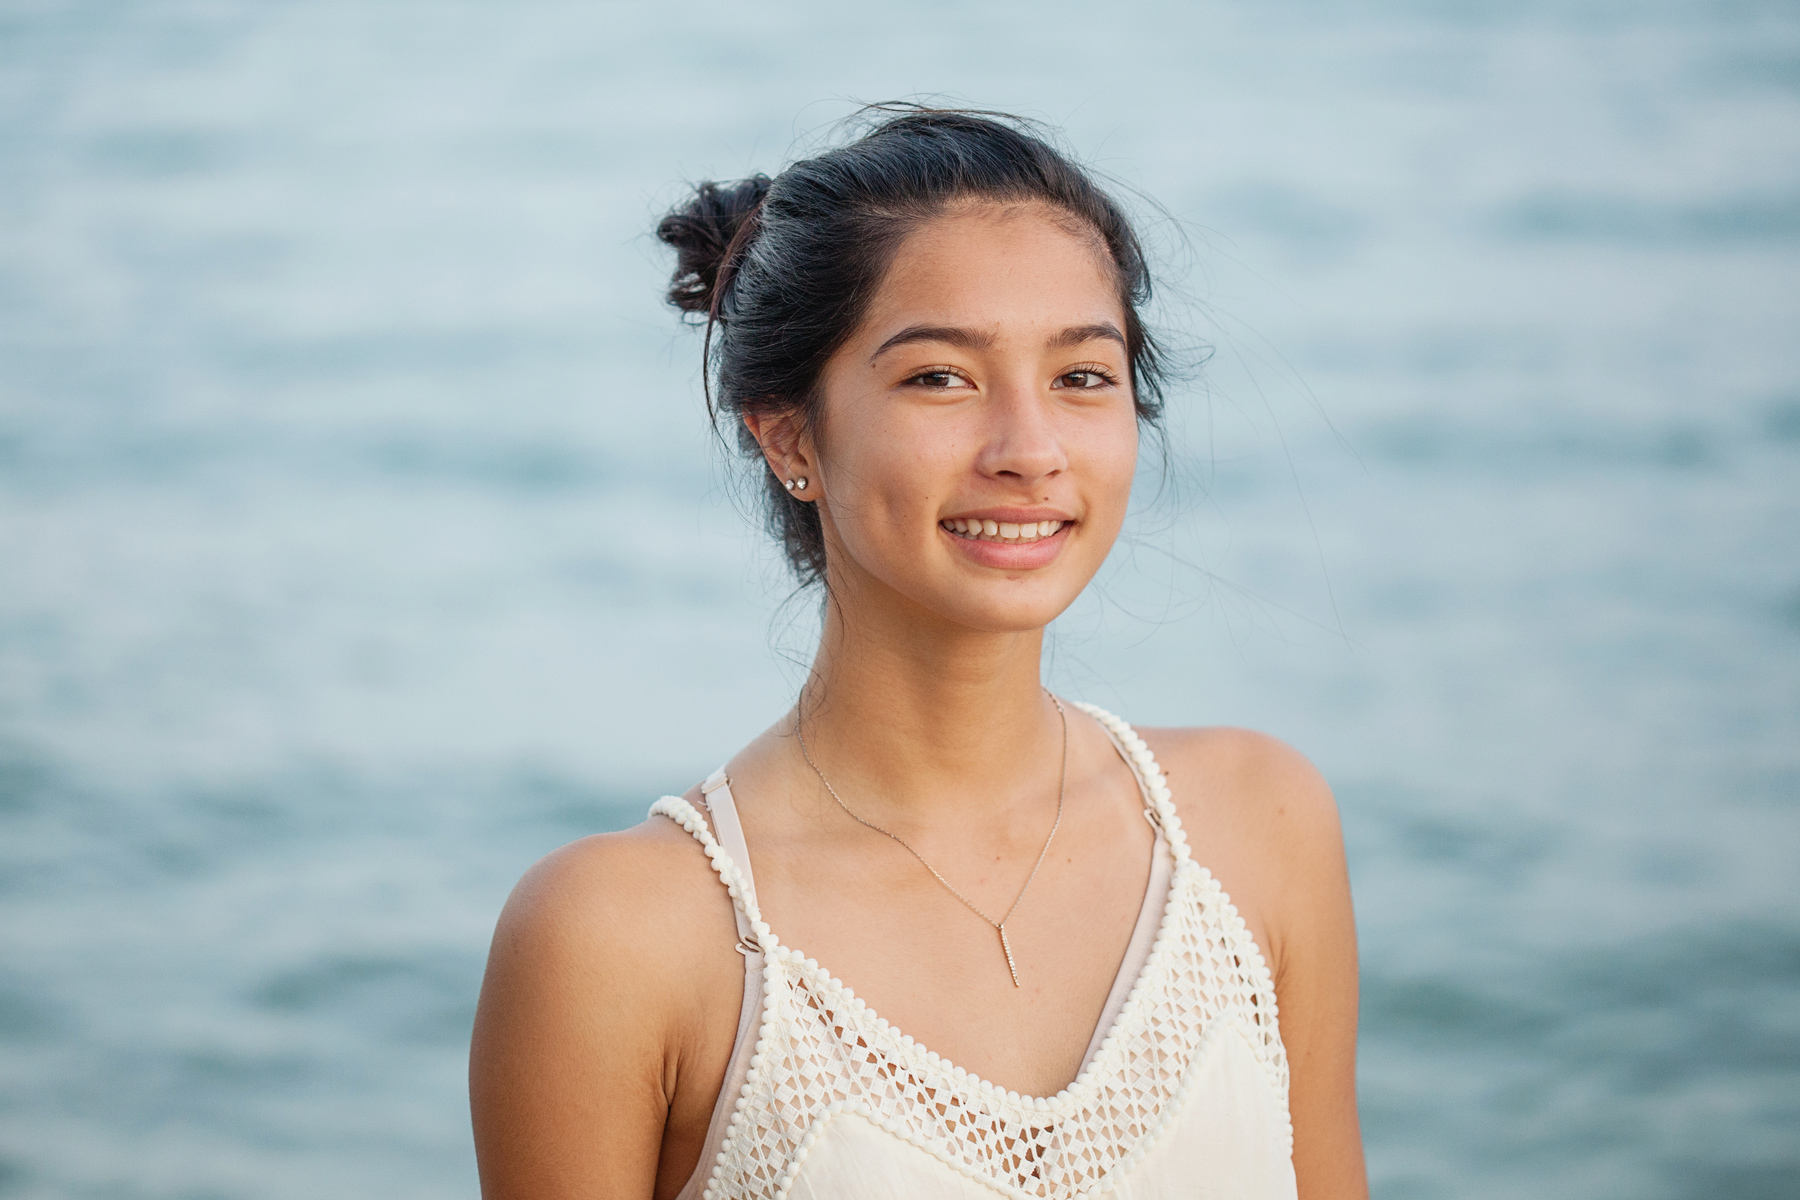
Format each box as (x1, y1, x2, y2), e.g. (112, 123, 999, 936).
(470, 109, 1366, 1199)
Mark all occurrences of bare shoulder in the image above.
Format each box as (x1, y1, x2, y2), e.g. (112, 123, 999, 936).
(1132, 726, 1349, 979)
(486, 799, 731, 992)
(471, 793, 743, 1196)
(1134, 727, 1366, 1195)
(1139, 725, 1341, 844)
(474, 793, 737, 1073)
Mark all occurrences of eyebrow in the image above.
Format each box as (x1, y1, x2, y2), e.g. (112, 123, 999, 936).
(870, 322, 1126, 363)
(1047, 322, 1126, 351)
(870, 325, 995, 362)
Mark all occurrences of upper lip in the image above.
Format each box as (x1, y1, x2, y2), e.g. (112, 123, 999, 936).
(942, 507, 1075, 524)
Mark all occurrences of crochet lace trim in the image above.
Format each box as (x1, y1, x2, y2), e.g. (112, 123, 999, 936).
(650, 703, 1290, 1199)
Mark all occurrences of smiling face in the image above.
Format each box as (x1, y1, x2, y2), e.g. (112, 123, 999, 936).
(759, 200, 1141, 634)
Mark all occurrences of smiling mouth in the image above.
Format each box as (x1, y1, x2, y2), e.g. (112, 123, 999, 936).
(940, 518, 1067, 544)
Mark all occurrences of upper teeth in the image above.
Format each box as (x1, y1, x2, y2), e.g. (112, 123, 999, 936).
(941, 518, 1065, 542)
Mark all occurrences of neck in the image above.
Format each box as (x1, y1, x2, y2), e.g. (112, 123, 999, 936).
(794, 582, 1064, 825)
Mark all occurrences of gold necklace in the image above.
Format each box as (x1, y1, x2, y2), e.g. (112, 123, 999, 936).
(795, 691, 1069, 987)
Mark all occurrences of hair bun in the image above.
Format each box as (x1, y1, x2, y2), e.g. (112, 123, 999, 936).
(656, 175, 773, 315)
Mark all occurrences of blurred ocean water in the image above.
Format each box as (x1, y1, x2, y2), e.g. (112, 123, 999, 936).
(1, 1, 1797, 1197)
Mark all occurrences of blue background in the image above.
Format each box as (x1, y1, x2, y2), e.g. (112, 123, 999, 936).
(1, 2, 1796, 1196)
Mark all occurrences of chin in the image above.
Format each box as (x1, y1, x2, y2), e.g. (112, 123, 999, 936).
(927, 585, 1082, 634)
(836, 538, 1100, 632)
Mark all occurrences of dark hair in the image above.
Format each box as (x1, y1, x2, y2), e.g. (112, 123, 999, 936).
(656, 106, 1168, 586)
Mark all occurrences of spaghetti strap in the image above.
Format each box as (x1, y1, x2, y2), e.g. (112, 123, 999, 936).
(652, 773, 769, 1200)
(699, 769, 761, 945)
(649, 778, 766, 938)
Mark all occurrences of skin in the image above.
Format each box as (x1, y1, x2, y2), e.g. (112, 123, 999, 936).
(469, 200, 1367, 1198)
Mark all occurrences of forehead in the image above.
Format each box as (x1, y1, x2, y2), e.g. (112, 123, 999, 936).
(857, 201, 1125, 344)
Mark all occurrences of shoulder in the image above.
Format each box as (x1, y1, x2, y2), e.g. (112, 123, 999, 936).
(1138, 727, 1365, 1192)
(475, 794, 740, 1068)
(471, 799, 744, 1192)
(486, 799, 732, 993)
(1133, 725, 1349, 977)
(1139, 725, 1341, 851)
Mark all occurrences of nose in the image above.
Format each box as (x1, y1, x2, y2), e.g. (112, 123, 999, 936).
(975, 377, 1067, 487)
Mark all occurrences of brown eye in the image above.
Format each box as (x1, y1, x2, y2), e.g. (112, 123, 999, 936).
(906, 368, 973, 390)
(1055, 370, 1114, 390)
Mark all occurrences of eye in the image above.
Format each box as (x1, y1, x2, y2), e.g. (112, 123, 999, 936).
(1053, 366, 1120, 390)
(904, 367, 975, 390)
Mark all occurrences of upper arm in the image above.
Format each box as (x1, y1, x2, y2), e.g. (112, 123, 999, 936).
(1154, 729, 1368, 1200)
(1245, 737, 1365, 1200)
(469, 825, 707, 1200)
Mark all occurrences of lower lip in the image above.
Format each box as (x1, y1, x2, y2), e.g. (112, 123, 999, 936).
(943, 523, 1072, 570)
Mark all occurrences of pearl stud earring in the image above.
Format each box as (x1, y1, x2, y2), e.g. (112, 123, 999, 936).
(794, 477, 808, 491)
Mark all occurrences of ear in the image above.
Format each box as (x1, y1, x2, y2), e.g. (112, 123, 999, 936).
(742, 410, 818, 499)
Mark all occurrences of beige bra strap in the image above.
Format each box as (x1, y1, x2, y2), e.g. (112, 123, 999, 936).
(649, 781, 763, 950)
(699, 768, 761, 948)
(663, 772, 767, 1200)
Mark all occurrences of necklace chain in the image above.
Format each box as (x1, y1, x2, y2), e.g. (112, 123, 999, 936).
(795, 690, 1069, 988)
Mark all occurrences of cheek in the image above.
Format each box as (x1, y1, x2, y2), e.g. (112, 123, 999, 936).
(833, 401, 963, 492)
(1077, 413, 1141, 509)
(815, 400, 950, 532)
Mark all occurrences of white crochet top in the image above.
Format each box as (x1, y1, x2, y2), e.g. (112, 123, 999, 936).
(651, 703, 1296, 1199)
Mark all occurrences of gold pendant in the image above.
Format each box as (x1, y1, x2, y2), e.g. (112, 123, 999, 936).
(999, 924, 1020, 987)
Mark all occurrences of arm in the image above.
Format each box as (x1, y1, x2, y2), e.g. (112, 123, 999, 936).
(469, 821, 738, 1199)
(1153, 729, 1368, 1200)
(1249, 738, 1367, 1200)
